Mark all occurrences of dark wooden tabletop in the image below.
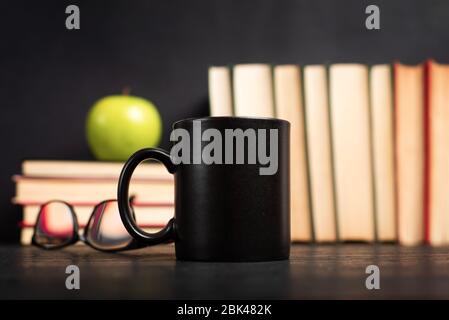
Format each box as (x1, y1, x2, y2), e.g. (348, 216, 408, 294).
(1, 244, 449, 299)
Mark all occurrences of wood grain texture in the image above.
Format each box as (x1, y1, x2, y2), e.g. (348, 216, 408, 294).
(1, 244, 449, 299)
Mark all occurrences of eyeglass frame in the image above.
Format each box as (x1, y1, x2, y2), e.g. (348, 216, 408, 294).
(31, 198, 157, 252)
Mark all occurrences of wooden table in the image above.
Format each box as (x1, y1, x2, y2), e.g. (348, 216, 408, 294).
(1, 244, 449, 299)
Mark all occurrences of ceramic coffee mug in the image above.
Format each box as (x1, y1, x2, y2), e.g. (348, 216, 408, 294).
(117, 117, 290, 261)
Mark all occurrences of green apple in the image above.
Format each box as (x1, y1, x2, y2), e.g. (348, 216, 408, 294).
(86, 95, 162, 161)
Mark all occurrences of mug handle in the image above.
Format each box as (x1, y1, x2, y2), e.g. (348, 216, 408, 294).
(118, 148, 176, 245)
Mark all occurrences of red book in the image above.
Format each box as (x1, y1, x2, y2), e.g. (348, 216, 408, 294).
(424, 60, 449, 245)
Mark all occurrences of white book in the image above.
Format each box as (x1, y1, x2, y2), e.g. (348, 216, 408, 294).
(303, 65, 337, 242)
(394, 63, 425, 246)
(329, 64, 375, 241)
(208, 66, 234, 116)
(370, 65, 396, 242)
(14, 176, 174, 204)
(20, 227, 164, 245)
(233, 64, 275, 117)
(22, 204, 173, 227)
(274, 65, 312, 242)
(22, 160, 172, 180)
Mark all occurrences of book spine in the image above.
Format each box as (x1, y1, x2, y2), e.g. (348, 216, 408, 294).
(299, 65, 315, 242)
(228, 63, 236, 116)
(19, 222, 166, 229)
(13, 199, 174, 207)
(390, 64, 398, 242)
(325, 64, 340, 242)
(393, 62, 400, 243)
(12, 175, 173, 183)
(367, 64, 379, 242)
(423, 60, 432, 244)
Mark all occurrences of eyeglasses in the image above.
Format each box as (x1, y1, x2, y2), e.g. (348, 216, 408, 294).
(32, 199, 145, 252)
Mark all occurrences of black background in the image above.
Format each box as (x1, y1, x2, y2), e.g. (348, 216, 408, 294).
(1, 0, 448, 243)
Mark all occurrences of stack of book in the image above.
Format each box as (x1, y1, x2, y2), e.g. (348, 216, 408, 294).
(209, 60, 449, 246)
(13, 160, 174, 244)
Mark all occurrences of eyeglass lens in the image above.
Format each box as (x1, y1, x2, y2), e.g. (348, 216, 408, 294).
(34, 202, 75, 249)
(85, 200, 133, 251)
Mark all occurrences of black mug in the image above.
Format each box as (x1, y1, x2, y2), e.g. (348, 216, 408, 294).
(117, 117, 290, 261)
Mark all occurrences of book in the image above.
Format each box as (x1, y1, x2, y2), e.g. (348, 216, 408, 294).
(15, 160, 174, 246)
(369, 65, 397, 242)
(19, 226, 164, 245)
(303, 65, 337, 242)
(273, 65, 312, 242)
(20, 203, 173, 227)
(329, 64, 375, 241)
(424, 60, 449, 245)
(394, 62, 425, 245)
(233, 64, 275, 117)
(14, 175, 174, 204)
(208, 66, 234, 116)
(22, 160, 172, 180)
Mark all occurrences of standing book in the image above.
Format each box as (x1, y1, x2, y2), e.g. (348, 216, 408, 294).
(303, 65, 337, 242)
(274, 65, 312, 242)
(370, 64, 397, 242)
(208, 66, 234, 116)
(394, 62, 425, 245)
(329, 64, 375, 241)
(232, 64, 275, 117)
(424, 60, 449, 245)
